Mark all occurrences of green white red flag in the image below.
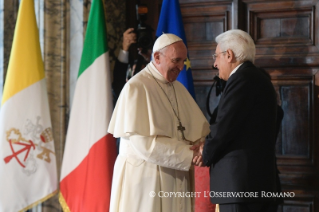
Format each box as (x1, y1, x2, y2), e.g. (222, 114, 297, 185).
(59, 0, 117, 211)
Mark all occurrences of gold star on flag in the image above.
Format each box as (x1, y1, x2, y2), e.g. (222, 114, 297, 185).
(184, 57, 191, 71)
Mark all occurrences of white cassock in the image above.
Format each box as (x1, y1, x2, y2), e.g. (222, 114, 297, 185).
(108, 62, 210, 212)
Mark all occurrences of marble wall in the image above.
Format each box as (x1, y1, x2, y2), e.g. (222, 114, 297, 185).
(0, 0, 126, 211)
(0, 0, 19, 106)
(42, 1, 69, 210)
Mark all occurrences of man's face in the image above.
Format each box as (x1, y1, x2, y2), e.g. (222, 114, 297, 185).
(213, 45, 232, 81)
(156, 41, 187, 82)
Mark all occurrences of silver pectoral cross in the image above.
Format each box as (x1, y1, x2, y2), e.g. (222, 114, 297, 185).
(177, 121, 186, 140)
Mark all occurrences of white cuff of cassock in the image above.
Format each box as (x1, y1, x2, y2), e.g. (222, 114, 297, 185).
(129, 135, 193, 171)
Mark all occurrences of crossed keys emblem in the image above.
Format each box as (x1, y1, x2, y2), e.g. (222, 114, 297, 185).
(3, 122, 55, 173)
(4, 129, 35, 168)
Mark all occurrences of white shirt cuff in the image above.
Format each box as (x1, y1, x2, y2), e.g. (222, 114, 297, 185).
(118, 49, 129, 64)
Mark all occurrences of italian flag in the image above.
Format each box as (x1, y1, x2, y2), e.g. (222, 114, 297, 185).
(0, 0, 57, 211)
(59, 0, 117, 211)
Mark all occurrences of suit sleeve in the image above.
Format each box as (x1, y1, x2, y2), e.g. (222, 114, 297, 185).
(129, 134, 194, 171)
(203, 74, 256, 166)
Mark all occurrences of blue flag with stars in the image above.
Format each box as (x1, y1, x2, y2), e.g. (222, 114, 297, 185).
(156, 0, 195, 99)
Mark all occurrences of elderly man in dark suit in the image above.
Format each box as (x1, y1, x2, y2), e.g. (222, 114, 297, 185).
(193, 29, 279, 212)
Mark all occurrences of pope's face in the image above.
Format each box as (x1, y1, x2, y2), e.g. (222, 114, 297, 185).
(156, 41, 187, 82)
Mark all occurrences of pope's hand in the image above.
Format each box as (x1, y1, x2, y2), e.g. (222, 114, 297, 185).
(190, 143, 204, 166)
(190, 142, 204, 166)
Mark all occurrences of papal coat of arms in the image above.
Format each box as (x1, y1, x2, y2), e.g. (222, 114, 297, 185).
(3, 116, 56, 176)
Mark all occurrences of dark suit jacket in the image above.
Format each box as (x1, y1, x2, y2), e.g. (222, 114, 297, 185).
(202, 61, 278, 204)
(112, 59, 128, 106)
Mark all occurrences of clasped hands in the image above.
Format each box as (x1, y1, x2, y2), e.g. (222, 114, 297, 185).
(190, 142, 205, 167)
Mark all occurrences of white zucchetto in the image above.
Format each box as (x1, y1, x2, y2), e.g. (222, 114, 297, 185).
(152, 33, 183, 52)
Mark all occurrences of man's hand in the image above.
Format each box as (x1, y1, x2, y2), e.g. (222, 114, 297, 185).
(190, 142, 205, 167)
(123, 28, 136, 51)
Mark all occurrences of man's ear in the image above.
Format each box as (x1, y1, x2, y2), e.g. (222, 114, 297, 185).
(153, 52, 161, 64)
(226, 49, 235, 62)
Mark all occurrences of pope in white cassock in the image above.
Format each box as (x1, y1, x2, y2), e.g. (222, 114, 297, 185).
(108, 33, 210, 212)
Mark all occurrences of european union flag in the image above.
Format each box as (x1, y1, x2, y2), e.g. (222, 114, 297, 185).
(156, 0, 196, 99)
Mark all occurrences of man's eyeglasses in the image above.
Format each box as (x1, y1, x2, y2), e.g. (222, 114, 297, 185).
(212, 51, 227, 60)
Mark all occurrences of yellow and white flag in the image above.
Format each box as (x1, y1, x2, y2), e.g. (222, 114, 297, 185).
(0, 0, 57, 211)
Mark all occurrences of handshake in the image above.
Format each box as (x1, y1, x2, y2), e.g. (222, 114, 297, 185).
(190, 142, 205, 167)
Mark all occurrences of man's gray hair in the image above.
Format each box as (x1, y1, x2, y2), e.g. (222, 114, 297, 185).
(151, 46, 168, 61)
(215, 29, 255, 63)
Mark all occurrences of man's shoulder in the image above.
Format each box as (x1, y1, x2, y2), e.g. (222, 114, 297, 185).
(173, 80, 186, 89)
(173, 81, 195, 96)
(126, 68, 147, 83)
(234, 62, 267, 82)
(121, 69, 152, 92)
(236, 62, 258, 74)
(231, 62, 275, 95)
(225, 63, 262, 93)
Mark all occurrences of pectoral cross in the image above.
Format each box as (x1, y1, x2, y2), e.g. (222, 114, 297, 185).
(177, 121, 186, 140)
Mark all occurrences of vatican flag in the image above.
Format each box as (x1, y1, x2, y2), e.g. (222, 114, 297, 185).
(0, 0, 58, 211)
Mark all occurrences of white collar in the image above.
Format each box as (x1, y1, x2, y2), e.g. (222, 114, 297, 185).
(229, 63, 243, 78)
(149, 62, 169, 83)
(150, 61, 163, 76)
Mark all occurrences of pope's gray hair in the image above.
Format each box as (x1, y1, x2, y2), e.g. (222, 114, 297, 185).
(151, 46, 169, 61)
(215, 29, 255, 63)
